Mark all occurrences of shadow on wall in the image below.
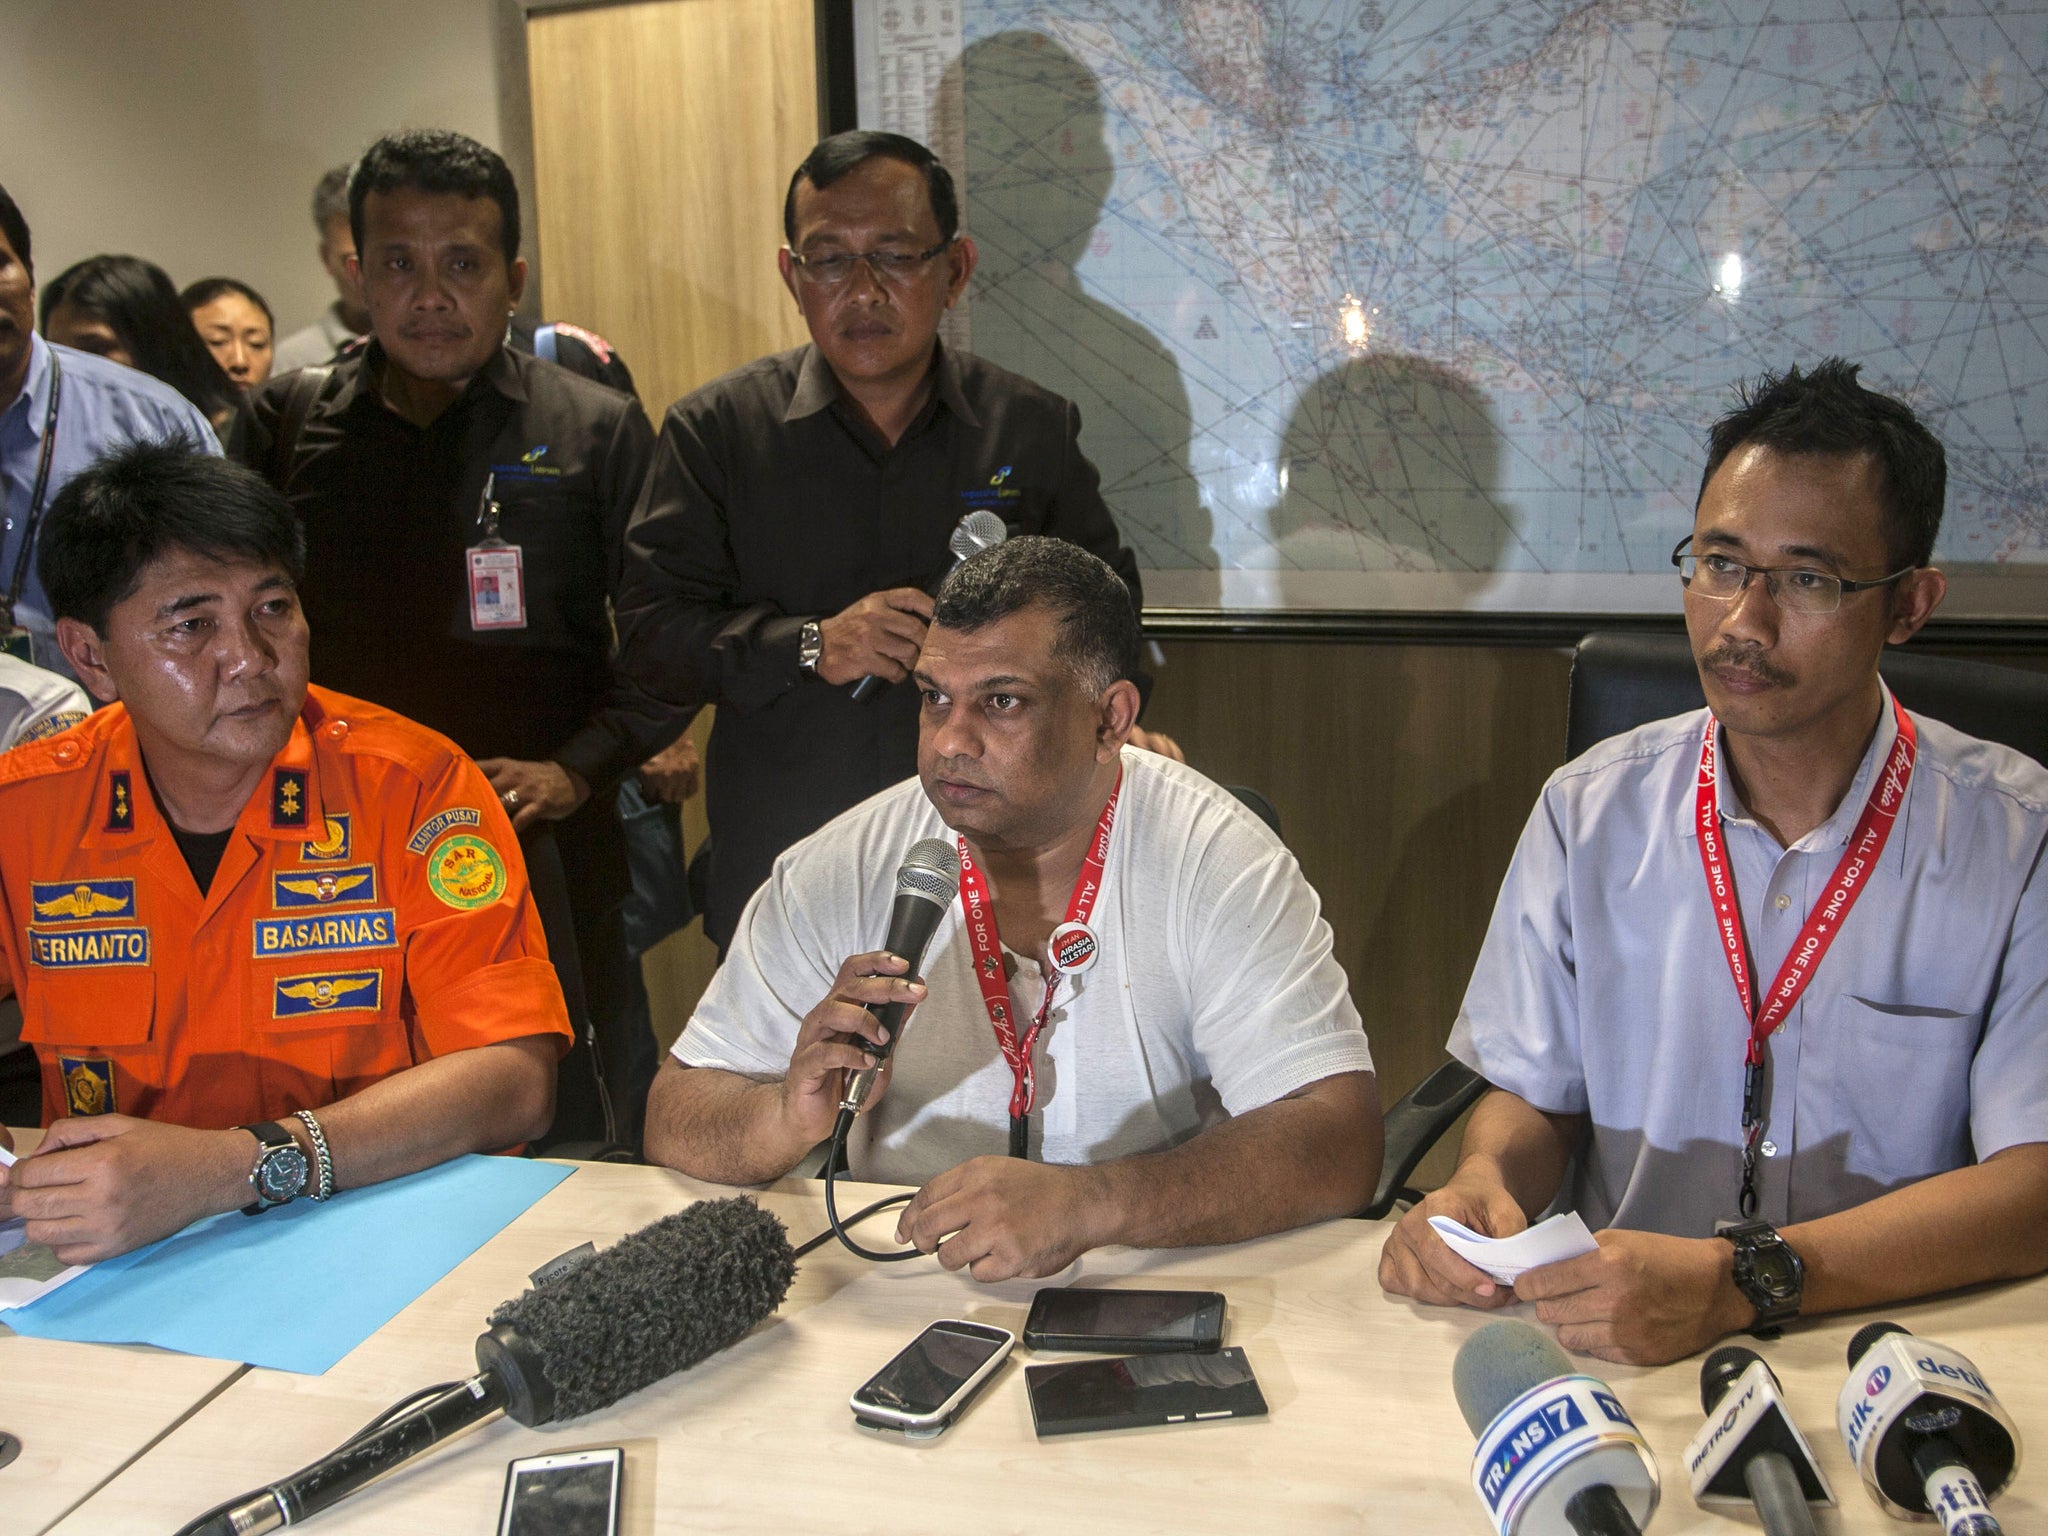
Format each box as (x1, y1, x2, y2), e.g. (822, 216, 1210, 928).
(947, 30, 1219, 601)
(1269, 350, 1518, 601)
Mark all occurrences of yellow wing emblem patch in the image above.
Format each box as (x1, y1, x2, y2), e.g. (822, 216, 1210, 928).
(273, 969, 384, 1017)
(30, 879, 136, 922)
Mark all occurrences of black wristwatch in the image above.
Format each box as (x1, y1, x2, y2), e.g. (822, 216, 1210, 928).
(239, 1120, 309, 1215)
(797, 620, 823, 676)
(1721, 1219, 1804, 1336)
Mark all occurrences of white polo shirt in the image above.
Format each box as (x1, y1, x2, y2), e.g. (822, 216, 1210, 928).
(676, 748, 1374, 1184)
(1450, 688, 2048, 1237)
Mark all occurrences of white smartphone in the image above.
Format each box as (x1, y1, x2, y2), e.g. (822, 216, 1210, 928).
(498, 1446, 623, 1536)
(849, 1319, 1015, 1437)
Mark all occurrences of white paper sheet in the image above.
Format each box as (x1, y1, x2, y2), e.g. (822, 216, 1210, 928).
(1427, 1210, 1600, 1285)
(0, 1140, 92, 1307)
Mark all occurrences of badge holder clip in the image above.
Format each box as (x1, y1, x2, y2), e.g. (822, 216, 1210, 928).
(467, 472, 527, 631)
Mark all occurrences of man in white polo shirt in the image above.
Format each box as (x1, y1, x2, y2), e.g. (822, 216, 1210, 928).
(645, 537, 1381, 1282)
(1379, 360, 2048, 1364)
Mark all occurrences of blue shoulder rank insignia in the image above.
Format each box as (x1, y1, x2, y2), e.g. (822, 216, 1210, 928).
(106, 770, 134, 831)
(271, 768, 309, 828)
(272, 865, 377, 908)
(301, 814, 352, 863)
(31, 878, 136, 923)
(60, 1056, 116, 1115)
(273, 968, 383, 1018)
(407, 806, 482, 854)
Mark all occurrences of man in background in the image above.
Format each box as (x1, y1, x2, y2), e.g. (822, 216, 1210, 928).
(271, 167, 369, 375)
(234, 130, 677, 1147)
(0, 182, 218, 682)
(617, 130, 1178, 955)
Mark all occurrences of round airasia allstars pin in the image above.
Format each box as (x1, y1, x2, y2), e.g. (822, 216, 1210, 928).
(1047, 920, 1099, 975)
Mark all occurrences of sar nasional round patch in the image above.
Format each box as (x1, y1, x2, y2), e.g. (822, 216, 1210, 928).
(428, 833, 506, 910)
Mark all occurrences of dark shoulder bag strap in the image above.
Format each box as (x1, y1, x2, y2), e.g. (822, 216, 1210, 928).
(270, 365, 334, 489)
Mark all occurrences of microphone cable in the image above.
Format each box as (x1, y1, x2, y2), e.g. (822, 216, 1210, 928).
(808, 1106, 921, 1262)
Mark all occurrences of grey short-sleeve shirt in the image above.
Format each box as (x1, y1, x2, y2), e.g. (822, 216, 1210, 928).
(1449, 690, 2048, 1237)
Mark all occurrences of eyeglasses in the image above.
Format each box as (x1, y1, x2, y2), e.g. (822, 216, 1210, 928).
(785, 239, 954, 289)
(1671, 536, 1915, 616)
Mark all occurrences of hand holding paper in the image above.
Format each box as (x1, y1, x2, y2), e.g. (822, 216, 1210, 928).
(1427, 1210, 1599, 1286)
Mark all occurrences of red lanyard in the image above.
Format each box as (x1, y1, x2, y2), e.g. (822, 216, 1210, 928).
(958, 769, 1121, 1159)
(1696, 695, 1916, 1213)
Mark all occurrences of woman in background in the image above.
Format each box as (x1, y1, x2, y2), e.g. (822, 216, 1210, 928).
(40, 254, 238, 436)
(181, 275, 275, 394)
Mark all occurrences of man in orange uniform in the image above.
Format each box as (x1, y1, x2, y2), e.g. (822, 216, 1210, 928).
(0, 444, 570, 1262)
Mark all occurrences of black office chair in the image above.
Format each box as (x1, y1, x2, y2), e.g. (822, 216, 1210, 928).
(523, 825, 637, 1163)
(1359, 631, 2048, 1220)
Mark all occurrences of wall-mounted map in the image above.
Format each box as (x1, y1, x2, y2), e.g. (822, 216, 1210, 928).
(856, 0, 2047, 615)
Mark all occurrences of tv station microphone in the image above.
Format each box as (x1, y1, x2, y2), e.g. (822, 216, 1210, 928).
(1453, 1321, 1660, 1536)
(1685, 1345, 1830, 1536)
(1838, 1322, 2020, 1536)
(849, 509, 1008, 703)
(176, 1198, 796, 1535)
(839, 837, 961, 1117)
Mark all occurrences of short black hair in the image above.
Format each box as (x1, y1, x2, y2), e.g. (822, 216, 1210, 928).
(0, 179, 29, 275)
(350, 129, 520, 263)
(40, 442, 306, 635)
(783, 130, 959, 245)
(1699, 358, 1946, 569)
(40, 255, 239, 423)
(312, 164, 352, 231)
(180, 276, 275, 330)
(933, 536, 1140, 694)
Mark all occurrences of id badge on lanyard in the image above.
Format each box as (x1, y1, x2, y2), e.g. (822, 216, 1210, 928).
(1697, 697, 1916, 1216)
(467, 472, 527, 631)
(3, 353, 63, 664)
(960, 770, 1121, 1159)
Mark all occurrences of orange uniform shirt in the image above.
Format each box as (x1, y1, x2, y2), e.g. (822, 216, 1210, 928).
(0, 685, 572, 1128)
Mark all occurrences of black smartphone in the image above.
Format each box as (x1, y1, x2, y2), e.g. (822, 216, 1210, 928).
(1025, 1346, 1267, 1437)
(1022, 1287, 1226, 1353)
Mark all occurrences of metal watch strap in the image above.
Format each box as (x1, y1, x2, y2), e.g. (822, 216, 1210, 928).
(797, 620, 823, 675)
(293, 1108, 335, 1201)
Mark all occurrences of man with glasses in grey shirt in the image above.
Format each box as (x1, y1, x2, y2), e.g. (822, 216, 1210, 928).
(1380, 360, 2048, 1364)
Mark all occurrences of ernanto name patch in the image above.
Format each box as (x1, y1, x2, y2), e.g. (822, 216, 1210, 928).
(252, 909, 396, 958)
(29, 924, 150, 967)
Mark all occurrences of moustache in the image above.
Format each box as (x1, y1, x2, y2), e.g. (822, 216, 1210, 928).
(1698, 645, 1794, 688)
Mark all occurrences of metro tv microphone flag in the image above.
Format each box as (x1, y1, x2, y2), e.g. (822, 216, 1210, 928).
(1838, 1322, 2021, 1536)
(176, 1198, 796, 1535)
(1685, 1345, 1830, 1536)
(1453, 1321, 1660, 1536)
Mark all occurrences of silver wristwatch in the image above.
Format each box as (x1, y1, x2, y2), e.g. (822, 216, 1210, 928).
(797, 620, 823, 675)
(239, 1121, 308, 1214)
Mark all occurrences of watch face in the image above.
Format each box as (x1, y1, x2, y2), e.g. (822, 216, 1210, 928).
(258, 1146, 308, 1202)
(1751, 1247, 1799, 1297)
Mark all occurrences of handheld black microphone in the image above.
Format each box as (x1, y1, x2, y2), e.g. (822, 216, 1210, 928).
(849, 509, 1008, 703)
(838, 837, 961, 1116)
(1685, 1345, 1830, 1535)
(1453, 1321, 1660, 1536)
(177, 1197, 796, 1535)
(1838, 1322, 2019, 1536)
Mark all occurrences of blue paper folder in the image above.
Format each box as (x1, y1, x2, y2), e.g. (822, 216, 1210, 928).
(2, 1153, 574, 1374)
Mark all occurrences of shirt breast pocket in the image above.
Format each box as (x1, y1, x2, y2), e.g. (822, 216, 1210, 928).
(1832, 995, 1981, 1185)
(488, 485, 605, 646)
(16, 962, 156, 1055)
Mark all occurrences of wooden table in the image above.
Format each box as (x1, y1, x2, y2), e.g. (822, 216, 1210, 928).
(31, 1160, 2047, 1534)
(1, 1129, 250, 1536)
